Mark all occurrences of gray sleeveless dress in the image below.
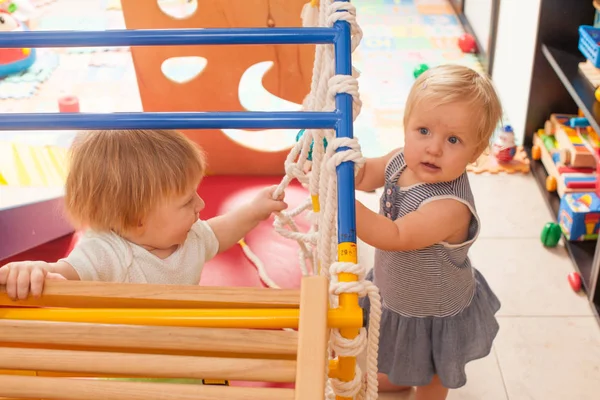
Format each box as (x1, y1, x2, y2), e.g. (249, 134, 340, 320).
(359, 150, 501, 389)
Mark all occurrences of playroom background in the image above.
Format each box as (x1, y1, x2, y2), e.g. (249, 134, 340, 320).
(2, 1, 600, 399)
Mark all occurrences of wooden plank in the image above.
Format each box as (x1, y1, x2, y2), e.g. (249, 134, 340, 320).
(294, 275, 329, 400)
(0, 374, 295, 400)
(0, 280, 300, 309)
(0, 320, 297, 357)
(0, 347, 296, 383)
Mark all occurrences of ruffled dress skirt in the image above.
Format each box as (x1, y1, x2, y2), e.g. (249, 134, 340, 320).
(359, 268, 501, 389)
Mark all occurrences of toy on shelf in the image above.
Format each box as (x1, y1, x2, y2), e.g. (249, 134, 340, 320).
(532, 113, 600, 196)
(558, 192, 600, 241)
(0, 9, 35, 78)
(579, 60, 600, 88)
(577, 22, 600, 88)
(492, 125, 517, 162)
(579, 25, 600, 69)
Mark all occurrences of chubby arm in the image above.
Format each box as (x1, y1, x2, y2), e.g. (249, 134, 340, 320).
(47, 261, 80, 280)
(355, 148, 400, 192)
(207, 203, 263, 254)
(355, 198, 472, 251)
(207, 185, 287, 254)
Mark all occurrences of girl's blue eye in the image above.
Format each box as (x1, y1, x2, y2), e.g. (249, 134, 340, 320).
(419, 128, 429, 135)
(448, 136, 460, 144)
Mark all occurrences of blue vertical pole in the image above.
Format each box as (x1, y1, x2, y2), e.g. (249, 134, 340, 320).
(332, 2, 362, 392)
(333, 3, 356, 247)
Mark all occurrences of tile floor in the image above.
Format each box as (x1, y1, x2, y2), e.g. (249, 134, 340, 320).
(356, 172, 600, 399)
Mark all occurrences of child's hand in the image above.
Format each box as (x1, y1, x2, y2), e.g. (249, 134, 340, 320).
(250, 185, 288, 220)
(0, 261, 66, 300)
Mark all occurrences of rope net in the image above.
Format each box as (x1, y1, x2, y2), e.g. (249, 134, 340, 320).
(239, 1, 382, 399)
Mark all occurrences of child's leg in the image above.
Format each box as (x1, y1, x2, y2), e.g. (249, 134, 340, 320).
(377, 373, 412, 392)
(415, 375, 448, 400)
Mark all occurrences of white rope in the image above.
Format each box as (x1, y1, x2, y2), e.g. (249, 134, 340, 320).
(239, 2, 382, 399)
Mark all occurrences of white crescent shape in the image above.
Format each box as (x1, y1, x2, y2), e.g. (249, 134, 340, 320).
(222, 61, 303, 153)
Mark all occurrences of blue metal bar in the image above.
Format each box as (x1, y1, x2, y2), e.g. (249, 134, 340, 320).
(0, 28, 337, 48)
(333, 7, 357, 245)
(0, 112, 340, 131)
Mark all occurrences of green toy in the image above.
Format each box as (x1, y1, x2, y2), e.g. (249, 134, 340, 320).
(296, 129, 328, 162)
(541, 222, 562, 247)
(413, 63, 429, 79)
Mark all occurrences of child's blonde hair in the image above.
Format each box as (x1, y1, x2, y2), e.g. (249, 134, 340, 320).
(64, 129, 206, 234)
(404, 64, 503, 153)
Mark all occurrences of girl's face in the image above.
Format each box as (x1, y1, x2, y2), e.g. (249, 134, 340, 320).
(127, 180, 205, 255)
(403, 100, 481, 184)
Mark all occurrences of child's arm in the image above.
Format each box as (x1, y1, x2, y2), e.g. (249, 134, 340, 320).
(355, 198, 472, 251)
(1, 233, 132, 300)
(207, 185, 288, 253)
(355, 148, 401, 192)
(0, 260, 79, 300)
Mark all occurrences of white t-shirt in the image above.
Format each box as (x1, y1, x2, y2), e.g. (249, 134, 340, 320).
(60, 220, 219, 285)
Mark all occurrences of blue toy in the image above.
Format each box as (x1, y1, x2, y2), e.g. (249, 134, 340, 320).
(0, 12, 36, 78)
(558, 192, 600, 241)
(296, 129, 328, 161)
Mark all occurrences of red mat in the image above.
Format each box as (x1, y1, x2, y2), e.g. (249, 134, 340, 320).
(197, 175, 310, 290)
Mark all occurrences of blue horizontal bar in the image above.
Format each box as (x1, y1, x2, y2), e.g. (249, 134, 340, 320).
(0, 28, 337, 48)
(0, 112, 340, 131)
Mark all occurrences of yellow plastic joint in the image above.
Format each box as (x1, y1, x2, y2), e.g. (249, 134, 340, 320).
(328, 306, 363, 329)
(328, 359, 339, 379)
(311, 194, 320, 212)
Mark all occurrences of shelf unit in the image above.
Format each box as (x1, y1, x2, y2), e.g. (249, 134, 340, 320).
(523, 0, 600, 319)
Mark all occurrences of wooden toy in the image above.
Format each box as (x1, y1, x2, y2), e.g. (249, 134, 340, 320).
(532, 131, 596, 195)
(558, 192, 600, 241)
(578, 60, 600, 88)
(532, 113, 600, 196)
(554, 125, 597, 168)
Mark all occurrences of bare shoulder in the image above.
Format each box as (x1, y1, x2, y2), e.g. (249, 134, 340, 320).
(418, 197, 472, 227)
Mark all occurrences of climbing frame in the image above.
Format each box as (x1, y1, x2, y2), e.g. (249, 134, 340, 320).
(0, 276, 331, 400)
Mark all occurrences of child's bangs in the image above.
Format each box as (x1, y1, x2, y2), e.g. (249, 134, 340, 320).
(154, 148, 206, 201)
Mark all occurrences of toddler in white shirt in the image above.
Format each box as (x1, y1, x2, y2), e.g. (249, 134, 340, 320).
(0, 129, 287, 299)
